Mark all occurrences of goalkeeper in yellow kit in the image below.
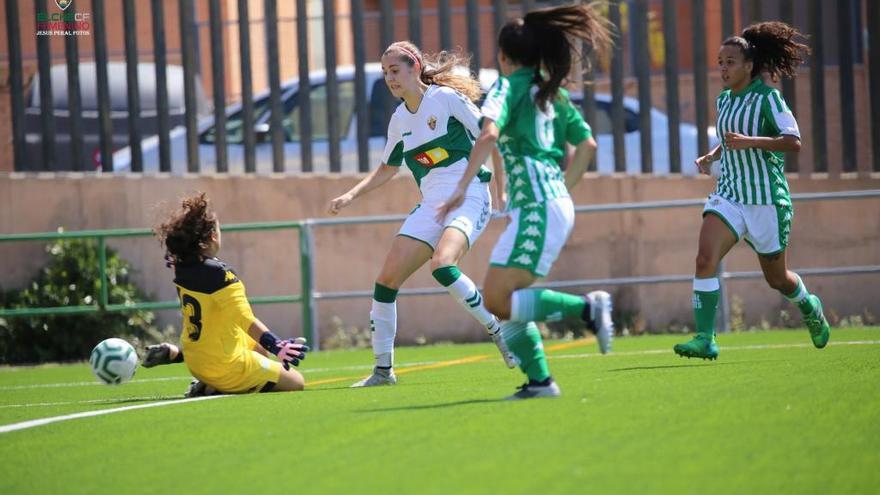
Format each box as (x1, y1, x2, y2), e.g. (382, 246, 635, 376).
(143, 193, 308, 397)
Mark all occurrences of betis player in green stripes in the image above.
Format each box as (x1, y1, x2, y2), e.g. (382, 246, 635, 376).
(329, 41, 518, 387)
(674, 22, 830, 360)
(438, 4, 614, 400)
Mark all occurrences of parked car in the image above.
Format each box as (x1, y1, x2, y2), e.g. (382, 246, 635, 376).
(113, 65, 715, 175)
(112, 63, 494, 174)
(25, 62, 210, 171)
(570, 92, 718, 175)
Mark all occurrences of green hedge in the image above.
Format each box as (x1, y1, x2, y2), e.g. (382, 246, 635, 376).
(0, 237, 159, 364)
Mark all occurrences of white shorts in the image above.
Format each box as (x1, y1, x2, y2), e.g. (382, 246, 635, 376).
(489, 196, 575, 277)
(398, 182, 492, 250)
(703, 193, 793, 255)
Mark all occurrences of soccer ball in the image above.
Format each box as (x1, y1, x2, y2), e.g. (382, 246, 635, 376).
(89, 338, 138, 385)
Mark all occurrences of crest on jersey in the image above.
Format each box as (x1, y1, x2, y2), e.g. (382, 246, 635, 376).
(55, 0, 72, 10)
(427, 116, 437, 130)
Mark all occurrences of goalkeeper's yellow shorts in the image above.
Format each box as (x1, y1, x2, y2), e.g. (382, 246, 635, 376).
(188, 349, 282, 394)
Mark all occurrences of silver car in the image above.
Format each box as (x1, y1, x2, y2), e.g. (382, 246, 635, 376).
(113, 64, 714, 175)
(26, 62, 209, 170)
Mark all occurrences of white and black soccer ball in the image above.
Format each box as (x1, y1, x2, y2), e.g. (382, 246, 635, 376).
(89, 338, 138, 385)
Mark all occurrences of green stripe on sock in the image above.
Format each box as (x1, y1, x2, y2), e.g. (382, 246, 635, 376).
(514, 288, 586, 322)
(431, 265, 462, 287)
(373, 283, 399, 303)
(503, 321, 550, 382)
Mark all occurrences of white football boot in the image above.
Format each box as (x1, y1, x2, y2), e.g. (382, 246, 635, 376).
(586, 290, 614, 354)
(350, 367, 397, 387)
(488, 319, 519, 369)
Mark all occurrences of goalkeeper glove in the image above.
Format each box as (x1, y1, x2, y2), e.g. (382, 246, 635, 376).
(142, 343, 183, 368)
(259, 332, 310, 369)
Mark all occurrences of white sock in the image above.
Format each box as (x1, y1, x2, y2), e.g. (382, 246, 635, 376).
(784, 273, 808, 303)
(445, 272, 500, 333)
(370, 299, 396, 368)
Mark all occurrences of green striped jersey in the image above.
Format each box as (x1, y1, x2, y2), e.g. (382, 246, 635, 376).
(482, 67, 591, 208)
(715, 78, 800, 206)
(382, 85, 491, 191)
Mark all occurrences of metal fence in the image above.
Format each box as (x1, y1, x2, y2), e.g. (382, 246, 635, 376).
(2, 189, 878, 350)
(4, 0, 878, 175)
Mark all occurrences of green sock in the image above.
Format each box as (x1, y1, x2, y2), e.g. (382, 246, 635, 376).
(501, 321, 550, 382)
(693, 290, 719, 338)
(692, 277, 720, 339)
(783, 274, 816, 316)
(510, 288, 586, 322)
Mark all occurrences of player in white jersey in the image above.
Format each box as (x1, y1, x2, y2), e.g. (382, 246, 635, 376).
(328, 41, 517, 387)
(438, 5, 613, 400)
(674, 22, 830, 361)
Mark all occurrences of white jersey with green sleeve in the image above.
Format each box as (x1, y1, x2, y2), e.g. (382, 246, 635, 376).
(381, 85, 492, 198)
(482, 67, 588, 208)
(715, 78, 799, 206)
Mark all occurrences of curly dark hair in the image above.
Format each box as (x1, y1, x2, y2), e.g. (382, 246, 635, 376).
(154, 192, 217, 266)
(723, 21, 810, 81)
(498, 3, 613, 111)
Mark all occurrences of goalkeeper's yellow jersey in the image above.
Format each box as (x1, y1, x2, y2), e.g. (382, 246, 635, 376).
(173, 257, 258, 383)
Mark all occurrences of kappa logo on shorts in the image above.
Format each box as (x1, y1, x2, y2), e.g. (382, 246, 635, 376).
(427, 115, 437, 130)
(524, 211, 543, 224)
(475, 202, 490, 230)
(523, 225, 542, 238)
(518, 239, 539, 252)
(513, 254, 534, 266)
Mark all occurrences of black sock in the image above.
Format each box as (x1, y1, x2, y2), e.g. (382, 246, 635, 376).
(528, 376, 553, 387)
(581, 296, 596, 331)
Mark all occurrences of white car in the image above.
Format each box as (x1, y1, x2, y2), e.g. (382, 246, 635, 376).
(113, 64, 715, 175)
(575, 93, 717, 175)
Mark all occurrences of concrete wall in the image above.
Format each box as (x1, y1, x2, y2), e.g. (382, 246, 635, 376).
(1, 173, 878, 346)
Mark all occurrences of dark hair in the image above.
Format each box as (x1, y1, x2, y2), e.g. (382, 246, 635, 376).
(498, 3, 612, 111)
(723, 21, 810, 81)
(383, 41, 483, 102)
(155, 192, 217, 266)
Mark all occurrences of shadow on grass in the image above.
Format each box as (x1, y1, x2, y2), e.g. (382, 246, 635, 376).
(608, 362, 746, 372)
(356, 398, 502, 413)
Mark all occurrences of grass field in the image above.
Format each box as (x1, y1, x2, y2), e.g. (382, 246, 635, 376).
(1, 327, 878, 495)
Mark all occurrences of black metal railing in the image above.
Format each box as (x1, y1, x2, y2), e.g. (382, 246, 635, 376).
(3, 0, 877, 175)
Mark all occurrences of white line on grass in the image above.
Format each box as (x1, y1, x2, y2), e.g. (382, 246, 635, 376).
(0, 396, 183, 409)
(0, 376, 191, 391)
(548, 339, 880, 360)
(2, 339, 877, 431)
(0, 395, 229, 434)
(0, 363, 409, 392)
(3, 340, 878, 392)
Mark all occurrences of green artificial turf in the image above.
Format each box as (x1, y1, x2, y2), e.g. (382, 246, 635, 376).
(1, 328, 878, 495)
